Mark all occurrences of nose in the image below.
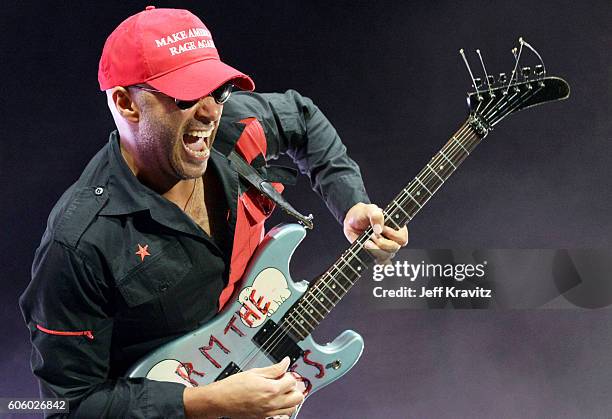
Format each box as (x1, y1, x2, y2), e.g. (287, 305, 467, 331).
(194, 96, 222, 124)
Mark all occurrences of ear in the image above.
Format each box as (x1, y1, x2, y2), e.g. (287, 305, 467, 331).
(111, 87, 140, 123)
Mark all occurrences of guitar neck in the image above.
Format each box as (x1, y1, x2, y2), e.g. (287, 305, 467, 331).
(281, 118, 487, 339)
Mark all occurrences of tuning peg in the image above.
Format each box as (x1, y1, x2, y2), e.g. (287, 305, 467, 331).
(534, 64, 544, 76)
(473, 77, 482, 89)
(486, 75, 495, 85)
(498, 73, 507, 84)
(521, 66, 532, 78)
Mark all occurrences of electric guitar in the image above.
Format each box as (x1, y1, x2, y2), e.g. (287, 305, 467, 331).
(127, 39, 570, 417)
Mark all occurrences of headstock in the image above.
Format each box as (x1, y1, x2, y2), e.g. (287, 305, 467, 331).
(459, 38, 570, 136)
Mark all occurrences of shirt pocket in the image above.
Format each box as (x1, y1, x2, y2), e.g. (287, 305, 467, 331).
(116, 240, 192, 309)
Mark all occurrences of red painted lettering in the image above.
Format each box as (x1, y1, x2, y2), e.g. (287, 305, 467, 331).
(249, 289, 271, 315)
(224, 314, 246, 337)
(302, 350, 325, 379)
(199, 335, 230, 369)
(239, 304, 261, 327)
(289, 365, 312, 396)
(175, 362, 205, 387)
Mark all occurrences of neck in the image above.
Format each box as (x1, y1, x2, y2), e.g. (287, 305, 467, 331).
(280, 119, 487, 341)
(119, 137, 196, 208)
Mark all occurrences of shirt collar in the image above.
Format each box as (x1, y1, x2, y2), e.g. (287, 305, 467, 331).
(99, 131, 156, 216)
(98, 131, 240, 241)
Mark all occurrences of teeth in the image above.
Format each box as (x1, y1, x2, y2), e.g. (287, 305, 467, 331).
(185, 147, 210, 158)
(183, 129, 212, 158)
(186, 130, 212, 138)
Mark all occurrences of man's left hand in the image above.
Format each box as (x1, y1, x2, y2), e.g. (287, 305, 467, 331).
(343, 202, 409, 264)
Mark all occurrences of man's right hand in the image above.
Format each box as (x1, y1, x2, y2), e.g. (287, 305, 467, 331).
(183, 357, 304, 419)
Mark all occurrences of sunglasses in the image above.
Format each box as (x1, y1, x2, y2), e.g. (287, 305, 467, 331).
(130, 83, 234, 109)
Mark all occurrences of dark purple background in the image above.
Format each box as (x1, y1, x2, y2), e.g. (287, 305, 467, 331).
(2, 1, 611, 418)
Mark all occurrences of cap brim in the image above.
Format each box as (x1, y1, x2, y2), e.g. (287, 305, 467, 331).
(146, 58, 255, 101)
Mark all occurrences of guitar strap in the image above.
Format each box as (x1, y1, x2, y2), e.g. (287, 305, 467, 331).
(228, 150, 314, 229)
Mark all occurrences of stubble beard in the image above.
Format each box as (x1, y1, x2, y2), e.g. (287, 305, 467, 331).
(137, 117, 192, 183)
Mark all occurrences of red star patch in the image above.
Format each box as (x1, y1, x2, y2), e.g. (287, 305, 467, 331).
(135, 244, 150, 262)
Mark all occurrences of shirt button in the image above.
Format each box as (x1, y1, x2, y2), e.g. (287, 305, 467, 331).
(159, 283, 169, 292)
(94, 187, 104, 196)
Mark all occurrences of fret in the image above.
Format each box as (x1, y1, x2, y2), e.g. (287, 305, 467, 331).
(294, 306, 324, 327)
(340, 257, 363, 277)
(325, 270, 349, 293)
(427, 163, 445, 182)
(416, 166, 442, 193)
(399, 198, 420, 219)
(328, 278, 347, 295)
(328, 265, 353, 292)
(344, 245, 369, 267)
(309, 285, 336, 308)
(283, 317, 310, 339)
(444, 140, 470, 165)
(415, 177, 433, 196)
(420, 171, 439, 190)
(461, 128, 482, 151)
(317, 282, 341, 302)
(298, 295, 327, 319)
(429, 155, 455, 180)
(296, 299, 325, 323)
(388, 206, 412, 227)
(452, 135, 470, 154)
(357, 246, 376, 264)
(439, 150, 457, 169)
(390, 200, 412, 220)
(291, 307, 317, 330)
(301, 287, 334, 316)
(404, 188, 423, 208)
(317, 273, 342, 299)
(386, 214, 402, 230)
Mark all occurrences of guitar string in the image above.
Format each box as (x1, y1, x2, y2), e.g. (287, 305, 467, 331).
(382, 83, 541, 228)
(489, 86, 543, 127)
(233, 82, 541, 372)
(239, 112, 497, 369)
(282, 83, 542, 348)
(364, 82, 542, 254)
(302, 120, 483, 289)
(270, 85, 531, 341)
(235, 120, 484, 370)
(278, 77, 550, 348)
(233, 121, 482, 371)
(196, 81, 545, 377)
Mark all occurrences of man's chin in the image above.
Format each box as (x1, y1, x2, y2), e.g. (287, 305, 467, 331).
(177, 161, 208, 180)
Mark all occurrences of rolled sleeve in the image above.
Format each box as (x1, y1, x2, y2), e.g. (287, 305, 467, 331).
(227, 90, 371, 224)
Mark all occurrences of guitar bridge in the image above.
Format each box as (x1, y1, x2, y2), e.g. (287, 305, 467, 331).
(252, 320, 304, 364)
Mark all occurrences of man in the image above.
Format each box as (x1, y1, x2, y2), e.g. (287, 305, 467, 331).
(20, 6, 408, 418)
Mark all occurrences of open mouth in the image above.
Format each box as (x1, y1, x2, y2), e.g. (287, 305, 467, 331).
(182, 129, 212, 160)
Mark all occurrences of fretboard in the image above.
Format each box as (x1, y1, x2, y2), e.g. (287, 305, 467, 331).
(280, 119, 486, 340)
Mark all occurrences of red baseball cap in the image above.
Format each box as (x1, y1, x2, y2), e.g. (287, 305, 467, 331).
(98, 6, 254, 100)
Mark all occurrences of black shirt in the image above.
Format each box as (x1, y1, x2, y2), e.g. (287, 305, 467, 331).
(20, 90, 370, 418)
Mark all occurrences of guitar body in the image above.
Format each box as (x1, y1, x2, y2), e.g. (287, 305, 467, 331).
(127, 223, 364, 418)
